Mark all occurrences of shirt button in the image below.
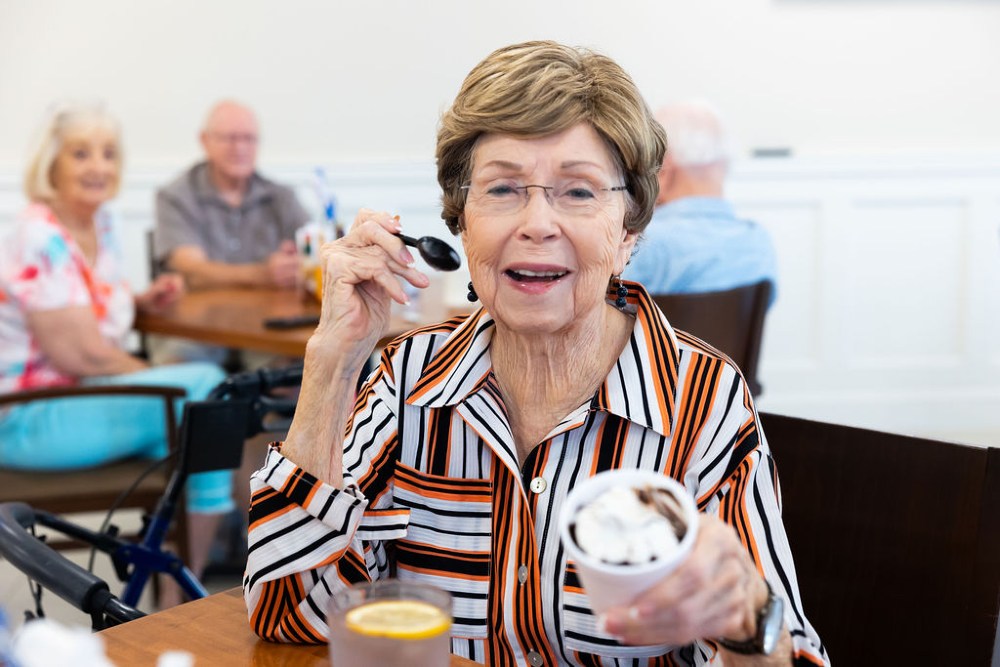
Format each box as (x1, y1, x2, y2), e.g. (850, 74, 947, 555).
(529, 476, 547, 494)
(527, 650, 543, 666)
(517, 565, 528, 584)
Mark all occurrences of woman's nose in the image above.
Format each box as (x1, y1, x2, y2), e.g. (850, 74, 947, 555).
(516, 189, 561, 239)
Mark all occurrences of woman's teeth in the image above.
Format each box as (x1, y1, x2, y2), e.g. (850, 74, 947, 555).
(506, 269, 567, 282)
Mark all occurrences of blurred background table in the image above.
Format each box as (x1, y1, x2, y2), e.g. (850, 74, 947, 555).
(99, 587, 479, 666)
(135, 287, 455, 357)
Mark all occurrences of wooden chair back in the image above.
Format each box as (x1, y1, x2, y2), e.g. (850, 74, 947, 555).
(0, 385, 188, 559)
(651, 280, 771, 396)
(759, 412, 1000, 666)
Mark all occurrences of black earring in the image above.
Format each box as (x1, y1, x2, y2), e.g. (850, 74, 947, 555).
(614, 276, 628, 310)
(467, 281, 478, 302)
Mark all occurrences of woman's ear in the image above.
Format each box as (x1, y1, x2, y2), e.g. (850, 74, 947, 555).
(615, 228, 639, 275)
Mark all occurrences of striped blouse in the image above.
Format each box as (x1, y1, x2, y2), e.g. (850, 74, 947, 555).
(244, 282, 829, 667)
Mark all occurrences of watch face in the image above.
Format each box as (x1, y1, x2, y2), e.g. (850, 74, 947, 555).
(761, 594, 785, 654)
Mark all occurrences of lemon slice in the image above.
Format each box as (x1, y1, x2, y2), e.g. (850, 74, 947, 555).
(344, 600, 451, 640)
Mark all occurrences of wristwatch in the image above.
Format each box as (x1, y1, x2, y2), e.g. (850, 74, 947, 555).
(716, 580, 784, 655)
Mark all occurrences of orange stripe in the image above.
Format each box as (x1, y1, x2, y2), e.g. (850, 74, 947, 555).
(248, 502, 297, 533)
(795, 649, 828, 666)
(397, 543, 490, 563)
(641, 309, 674, 433)
(728, 457, 763, 568)
(487, 466, 517, 663)
(248, 580, 278, 637)
(396, 564, 490, 581)
(394, 478, 492, 502)
(408, 312, 483, 402)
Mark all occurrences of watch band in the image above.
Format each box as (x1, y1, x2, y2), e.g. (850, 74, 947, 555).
(716, 580, 783, 655)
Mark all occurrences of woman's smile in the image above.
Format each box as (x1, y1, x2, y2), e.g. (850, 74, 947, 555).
(503, 263, 571, 294)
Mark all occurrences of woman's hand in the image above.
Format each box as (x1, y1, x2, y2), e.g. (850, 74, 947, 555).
(601, 514, 775, 651)
(310, 209, 430, 367)
(279, 210, 429, 487)
(135, 273, 184, 314)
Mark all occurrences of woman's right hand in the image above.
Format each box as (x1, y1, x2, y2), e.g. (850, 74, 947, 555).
(279, 209, 429, 487)
(309, 209, 430, 368)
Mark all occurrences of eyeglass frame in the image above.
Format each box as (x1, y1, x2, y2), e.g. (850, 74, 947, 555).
(206, 131, 259, 146)
(459, 182, 629, 215)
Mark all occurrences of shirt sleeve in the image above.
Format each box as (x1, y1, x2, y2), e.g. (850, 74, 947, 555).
(244, 353, 410, 644)
(685, 373, 829, 666)
(154, 187, 204, 262)
(9, 220, 91, 313)
(275, 185, 311, 240)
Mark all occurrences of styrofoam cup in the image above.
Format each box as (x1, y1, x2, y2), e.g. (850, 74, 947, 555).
(559, 469, 699, 614)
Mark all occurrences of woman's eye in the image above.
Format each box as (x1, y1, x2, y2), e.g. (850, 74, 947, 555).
(563, 186, 596, 200)
(72, 149, 89, 160)
(486, 184, 519, 197)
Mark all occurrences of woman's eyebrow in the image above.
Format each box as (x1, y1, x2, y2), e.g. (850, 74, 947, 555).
(476, 159, 524, 173)
(476, 159, 610, 175)
(558, 160, 612, 175)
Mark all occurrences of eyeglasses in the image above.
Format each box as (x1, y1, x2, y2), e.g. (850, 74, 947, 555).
(461, 180, 628, 217)
(209, 132, 258, 146)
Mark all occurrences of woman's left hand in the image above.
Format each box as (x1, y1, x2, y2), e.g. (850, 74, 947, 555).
(601, 513, 770, 648)
(136, 273, 185, 314)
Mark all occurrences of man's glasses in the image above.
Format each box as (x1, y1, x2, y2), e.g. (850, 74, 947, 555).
(209, 132, 258, 146)
(461, 180, 628, 217)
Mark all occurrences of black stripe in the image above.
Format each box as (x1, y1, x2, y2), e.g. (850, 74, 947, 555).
(428, 405, 453, 476)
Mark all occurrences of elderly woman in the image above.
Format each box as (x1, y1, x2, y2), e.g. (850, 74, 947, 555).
(245, 42, 828, 666)
(0, 103, 232, 582)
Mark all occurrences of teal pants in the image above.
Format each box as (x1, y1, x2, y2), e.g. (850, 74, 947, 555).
(0, 362, 234, 514)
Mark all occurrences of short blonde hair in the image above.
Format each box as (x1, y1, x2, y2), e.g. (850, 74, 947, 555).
(23, 103, 123, 203)
(437, 40, 666, 235)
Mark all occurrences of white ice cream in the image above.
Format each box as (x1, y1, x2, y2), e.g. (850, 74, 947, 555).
(572, 484, 685, 565)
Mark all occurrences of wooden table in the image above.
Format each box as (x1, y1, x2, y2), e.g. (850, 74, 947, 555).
(135, 287, 447, 357)
(99, 587, 479, 666)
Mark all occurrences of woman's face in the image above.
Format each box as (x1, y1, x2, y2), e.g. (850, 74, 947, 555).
(51, 124, 120, 211)
(461, 122, 637, 335)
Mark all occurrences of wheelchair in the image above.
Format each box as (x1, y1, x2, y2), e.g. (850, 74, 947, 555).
(0, 364, 302, 630)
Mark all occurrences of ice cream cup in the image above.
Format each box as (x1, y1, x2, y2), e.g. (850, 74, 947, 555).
(559, 469, 700, 614)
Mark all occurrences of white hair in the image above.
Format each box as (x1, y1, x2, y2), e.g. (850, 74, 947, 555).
(23, 101, 122, 202)
(655, 99, 732, 168)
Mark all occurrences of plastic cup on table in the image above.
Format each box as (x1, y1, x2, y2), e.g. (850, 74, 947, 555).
(327, 580, 452, 667)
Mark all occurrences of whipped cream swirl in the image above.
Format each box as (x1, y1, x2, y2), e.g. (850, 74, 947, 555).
(572, 484, 688, 565)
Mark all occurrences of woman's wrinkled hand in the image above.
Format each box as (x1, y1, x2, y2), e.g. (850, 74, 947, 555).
(310, 209, 430, 366)
(600, 513, 769, 648)
(135, 273, 184, 314)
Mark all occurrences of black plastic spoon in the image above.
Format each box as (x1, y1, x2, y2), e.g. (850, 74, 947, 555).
(397, 233, 462, 271)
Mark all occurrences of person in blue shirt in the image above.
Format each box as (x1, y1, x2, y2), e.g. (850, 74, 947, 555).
(624, 100, 777, 305)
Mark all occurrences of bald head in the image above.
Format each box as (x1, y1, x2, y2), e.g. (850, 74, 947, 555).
(203, 100, 257, 134)
(655, 100, 730, 205)
(200, 100, 259, 186)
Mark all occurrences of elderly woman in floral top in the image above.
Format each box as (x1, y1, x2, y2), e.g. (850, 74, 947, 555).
(0, 103, 231, 582)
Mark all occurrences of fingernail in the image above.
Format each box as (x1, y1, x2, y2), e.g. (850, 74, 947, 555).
(400, 248, 415, 265)
(392, 215, 402, 232)
(627, 606, 641, 621)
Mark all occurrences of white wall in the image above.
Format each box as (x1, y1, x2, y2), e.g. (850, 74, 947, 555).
(2, 0, 1000, 169)
(2, 1, 1000, 446)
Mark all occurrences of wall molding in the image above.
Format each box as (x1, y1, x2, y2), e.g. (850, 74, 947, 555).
(3, 155, 999, 446)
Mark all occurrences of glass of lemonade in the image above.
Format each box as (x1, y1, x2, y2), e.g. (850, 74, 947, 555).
(327, 580, 452, 667)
